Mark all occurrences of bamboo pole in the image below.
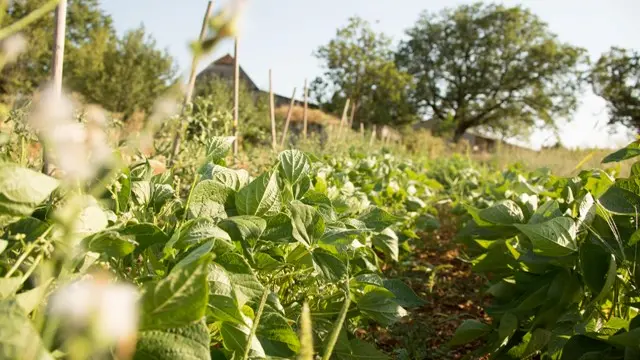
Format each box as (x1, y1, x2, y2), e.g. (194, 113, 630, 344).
(43, 0, 67, 175)
(349, 101, 356, 129)
(169, 1, 214, 166)
(269, 69, 277, 150)
(302, 78, 308, 139)
(233, 37, 239, 157)
(359, 122, 364, 137)
(369, 124, 376, 146)
(280, 87, 297, 147)
(337, 98, 350, 139)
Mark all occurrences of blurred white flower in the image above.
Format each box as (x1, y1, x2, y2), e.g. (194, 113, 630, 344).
(147, 96, 179, 129)
(28, 87, 112, 181)
(48, 274, 139, 345)
(1, 33, 27, 63)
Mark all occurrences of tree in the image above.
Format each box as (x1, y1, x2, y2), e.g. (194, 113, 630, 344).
(1, 0, 115, 96)
(312, 16, 417, 127)
(1, 0, 177, 116)
(590, 47, 640, 132)
(396, 2, 587, 141)
(86, 27, 177, 116)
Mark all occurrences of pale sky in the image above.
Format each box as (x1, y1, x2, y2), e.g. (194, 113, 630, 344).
(101, 0, 640, 150)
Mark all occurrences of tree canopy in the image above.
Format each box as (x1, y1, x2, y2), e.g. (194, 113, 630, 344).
(396, 2, 588, 141)
(311, 16, 417, 127)
(1, 0, 176, 116)
(590, 47, 640, 133)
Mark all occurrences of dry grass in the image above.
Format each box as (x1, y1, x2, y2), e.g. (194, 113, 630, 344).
(274, 105, 341, 126)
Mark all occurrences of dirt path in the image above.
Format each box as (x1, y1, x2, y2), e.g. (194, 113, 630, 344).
(361, 209, 490, 359)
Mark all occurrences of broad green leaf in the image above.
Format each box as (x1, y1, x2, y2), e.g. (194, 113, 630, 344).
(0, 240, 7, 254)
(356, 288, 408, 326)
(0, 277, 22, 299)
(256, 311, 301, 357)
(515, 217, 577, 257)
(140, 254, 211, 330)
(382, 279, 426, 308)
(0, 164, 58, 219)
(372, 228, 399, 261)
(334, 337, 388, 360)
(498, 312, 518, 344)
(602, 141, 640, 163)
(522, 328, 552, 358)
(580, 241, 616, 301)
(121, 223, 169, 254)
(15, 279, 52, 314)
(278, 149, 310, 184)
(606, 327, 640, 347)
(312, 248, 347, 281)
(165, 218, 231, 253)
(81, 230, 137, 258)
(235, 172, 281, 217)
(174, 240, 215, 270)
(218, 216, 266, 243)
(470, 200, 525, 225)
(188, 180, 234, 219)
(262, 213, 293, 242)
(219, 321, 266, 358)
(6, 217, 48, 242)
(529, 200, 562, 224)
(0, 299, 53, 360)
(215, 253, 264, 305)
(560, 335, 609, 360)
(630, 228, 640, 246)
(207, 263, 245, 324)
(204, 136, 235, 163)
(131, 181, 152, 206)
(200, 164, 246, 190)
(290, 201, 325, 247)
(449, 320, 492, 346)
(133, 320, 211, 360)
(357, 207, 397, 231)
(598, 186, 640, 215)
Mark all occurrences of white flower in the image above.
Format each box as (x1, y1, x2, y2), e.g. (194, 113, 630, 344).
(1, 33, 27, 63)
(48, 275, 139, 345)
(28, 86, 113, 181)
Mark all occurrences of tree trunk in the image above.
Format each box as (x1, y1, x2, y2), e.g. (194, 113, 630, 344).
(453, 125, 468, 143)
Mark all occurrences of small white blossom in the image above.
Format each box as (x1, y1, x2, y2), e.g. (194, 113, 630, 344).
(28, 86, 112, 181)
(48, 275, 139, 345)
(1, 33, 27, 63)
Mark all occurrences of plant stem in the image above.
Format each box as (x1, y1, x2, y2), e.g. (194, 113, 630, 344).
(5, 243, 36, 278)
(0, 0, 60, 40)
(242, 288, 270, 360)
(20, 253, 43, 284)
(321, 288, 351, 360)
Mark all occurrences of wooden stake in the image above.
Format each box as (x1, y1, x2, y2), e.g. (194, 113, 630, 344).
(269, 69, 277, 150)
(349, 101, 356, 129)
(43, 0, 67, 175)
(169, 0, 214, 166)
(337, 98, 350, 139)
(302, 78, 308, 139)
(359, 122, 364, 137)
(370, 124, 376, 146)
(280, 87, 297, 147)
(233, 37, 239, 156)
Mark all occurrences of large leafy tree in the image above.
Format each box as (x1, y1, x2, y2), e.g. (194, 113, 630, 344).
(590, 47, 640, 132)
(311, 16, 417, 127)
(1, 0, 176, 116)
(88, 27, 177, 116)
(396, 2, 587, 141)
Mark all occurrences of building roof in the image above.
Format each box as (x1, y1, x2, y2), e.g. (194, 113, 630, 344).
(195, 54, 319, 109)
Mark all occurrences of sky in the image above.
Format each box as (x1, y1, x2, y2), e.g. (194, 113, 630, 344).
(100, 0, 640, 150)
